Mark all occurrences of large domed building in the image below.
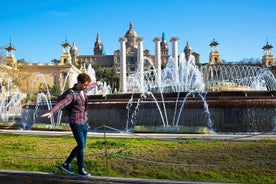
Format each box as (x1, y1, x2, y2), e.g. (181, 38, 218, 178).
(71, 22, 175, 76)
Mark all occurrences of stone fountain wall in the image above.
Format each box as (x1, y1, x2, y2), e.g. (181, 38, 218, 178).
(22, 91, 276, 133)
(78, 92, 276, 133)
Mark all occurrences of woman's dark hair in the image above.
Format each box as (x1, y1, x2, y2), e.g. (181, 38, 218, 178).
(77, 73, 92, 83)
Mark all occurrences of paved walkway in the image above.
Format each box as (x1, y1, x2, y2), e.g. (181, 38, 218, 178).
(0, 170, 235, 184)
(0, 129, 274, 184)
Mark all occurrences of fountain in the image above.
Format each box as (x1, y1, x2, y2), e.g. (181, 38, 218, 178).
(0, 78, 23, 127)
(20, 65, 113, 130)
(86, 64, 112, 96)
(19, 38, 276, 134)
(84, 40, 276, 134)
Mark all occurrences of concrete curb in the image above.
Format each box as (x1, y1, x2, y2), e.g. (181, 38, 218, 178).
(0, 129, 275, 141)
(0, 170, 229, 184)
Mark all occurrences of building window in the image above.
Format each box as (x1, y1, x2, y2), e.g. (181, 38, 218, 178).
(129, 57, 135, 65)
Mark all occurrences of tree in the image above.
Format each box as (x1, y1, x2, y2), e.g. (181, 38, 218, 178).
(49, 85, 61, 99)
(51, 59, 60, 64)
(93, 65, 120, 91)
(17, 58, 27, 64)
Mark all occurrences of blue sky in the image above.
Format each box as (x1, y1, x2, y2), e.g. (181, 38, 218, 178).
(0, 0, 275, 63)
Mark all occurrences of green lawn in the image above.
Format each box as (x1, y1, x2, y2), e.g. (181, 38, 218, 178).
(0, 133, 275, 184)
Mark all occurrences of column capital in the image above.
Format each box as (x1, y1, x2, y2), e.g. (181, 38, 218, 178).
(138, 37, 144, 42)
(119, 37, 127, 42)
(170, 37, 179, 42)
(153, 37, 161, 42)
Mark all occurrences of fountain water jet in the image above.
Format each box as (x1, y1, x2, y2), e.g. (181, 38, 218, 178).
(21, 65, 113, 130)
(123, 47, 212, 133)
(86, 64, 112, 96)
(0, 78, 23, 126)
(20, 69, 79, 130)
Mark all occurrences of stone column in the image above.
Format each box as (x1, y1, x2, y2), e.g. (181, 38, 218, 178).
(56, 72, 61, 91)
(170, 37, 179, 83)
(68, 72, 74, 89)
(119, 37, 127, 93)
(137, 37, 144, 93)
(153, 37, 162, 87)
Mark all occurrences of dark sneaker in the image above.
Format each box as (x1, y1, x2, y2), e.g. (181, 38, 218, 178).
(78, 168, 91, 176)
(60, 163, 75, 175)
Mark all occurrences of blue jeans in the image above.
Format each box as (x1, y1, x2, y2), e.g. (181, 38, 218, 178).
(65, 123, 88, 170)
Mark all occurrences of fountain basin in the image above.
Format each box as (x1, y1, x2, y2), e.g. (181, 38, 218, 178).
(22, 91, 276, 133)
(133, 125, 210, 134)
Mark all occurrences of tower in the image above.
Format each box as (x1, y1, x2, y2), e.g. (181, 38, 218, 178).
(160, 32, 169, 65)
(160, 32, 168, 56)
(70, 41, 79, 66)
(183, 42, 196, 65)
(124, 22, 139, 75)
(94, 33, 104, 55)
(60, 37, 72, 65)
(4, 40, 17, 68)
(261, 41, 274, 66)
(209, 39, 222, 65)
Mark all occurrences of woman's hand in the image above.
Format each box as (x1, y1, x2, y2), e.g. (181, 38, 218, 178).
(41, 112, 52, 118)
(97, 81, 103, 86)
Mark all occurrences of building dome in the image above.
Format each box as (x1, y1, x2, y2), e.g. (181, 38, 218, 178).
(124, 22, 138, 38)
(70, 42, 78, 52)
(184, 42, 192, 53)
(124, 22, 139, 48)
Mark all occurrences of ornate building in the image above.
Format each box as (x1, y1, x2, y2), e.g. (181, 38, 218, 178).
(72, 22, 171, 76)
(0, 41, 81, 94)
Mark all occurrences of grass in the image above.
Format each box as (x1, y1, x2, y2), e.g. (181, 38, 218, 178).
(0, 133, 275, 184)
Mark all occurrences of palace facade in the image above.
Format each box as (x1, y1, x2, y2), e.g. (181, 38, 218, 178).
(67, 22, 200, 76)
